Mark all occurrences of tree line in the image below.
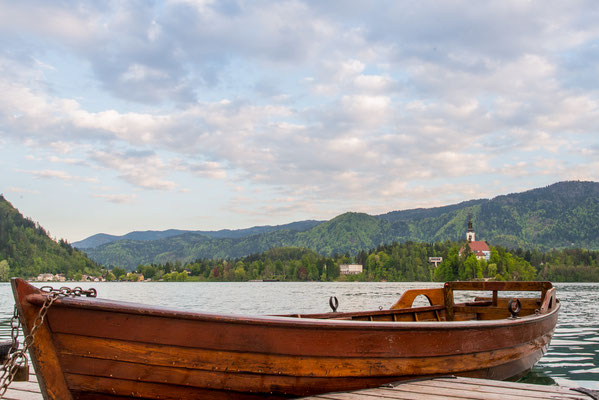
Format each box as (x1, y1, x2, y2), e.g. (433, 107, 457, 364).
(104, 241, 599, 283)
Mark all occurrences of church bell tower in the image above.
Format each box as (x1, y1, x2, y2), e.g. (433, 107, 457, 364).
(466, 215, 475, 242)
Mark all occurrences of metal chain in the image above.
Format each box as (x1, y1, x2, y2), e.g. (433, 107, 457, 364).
(40, 286, 97, 298)
(0, 285, 97, 398)
(0, 305, 21, 398)
(9, 306, 19, 355)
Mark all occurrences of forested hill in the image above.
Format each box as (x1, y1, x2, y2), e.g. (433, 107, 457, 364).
(80, 181, 599, 269)
(0, 195, 100, 280)
(73, 220, 323, 249)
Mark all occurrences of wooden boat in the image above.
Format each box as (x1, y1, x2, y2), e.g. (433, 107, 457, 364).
(11, 278, 559, 399)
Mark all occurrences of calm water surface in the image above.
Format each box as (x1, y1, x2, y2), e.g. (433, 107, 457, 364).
(1, 281, 597, 390)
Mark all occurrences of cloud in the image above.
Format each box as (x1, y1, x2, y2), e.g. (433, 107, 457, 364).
(187, 161, 228, 180)
(0, 2, 105, 47)
(48, 156, 89, 166)
(353, 74, 394, 93)
(92, 193, 137, 204)
(17, 169, 98, 183)
(7, 186, 40, 195)
(90, 150, 177, 190)
(49, 141, 77, 154)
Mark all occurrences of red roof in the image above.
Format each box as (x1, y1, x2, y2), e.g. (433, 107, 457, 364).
(465, 241, 490, 252)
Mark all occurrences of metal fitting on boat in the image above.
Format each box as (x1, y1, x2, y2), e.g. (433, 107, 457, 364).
(508, 298, 521, 319)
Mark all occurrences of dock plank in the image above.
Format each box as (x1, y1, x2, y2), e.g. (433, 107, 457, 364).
(2, 381, 43, 400)
(303, 377, 593, 400)
(1, 363, 43, 400)
(434, 377, 584, 395)
(380, 383, 562, 400)
(313, 389, 461, 400)
(2, 391, 43, 400)
(2, 370, 593, 400)
(412, 379, 584, 399)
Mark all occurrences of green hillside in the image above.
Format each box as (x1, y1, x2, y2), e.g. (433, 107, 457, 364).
(82, 181, 599, 269)
(73, 221, 323, 249)
(294, 212, 391, 255)
(0, 195, 100, 280)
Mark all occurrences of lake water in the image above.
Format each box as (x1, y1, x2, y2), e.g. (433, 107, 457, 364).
(1, 281, 597, 390)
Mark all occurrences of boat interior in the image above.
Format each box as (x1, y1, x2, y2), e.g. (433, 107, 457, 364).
(279, 281, 558, 322)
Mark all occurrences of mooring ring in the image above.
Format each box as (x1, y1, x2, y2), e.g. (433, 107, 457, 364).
(329, 296, 339, 312)
(508, 298, 521, 318)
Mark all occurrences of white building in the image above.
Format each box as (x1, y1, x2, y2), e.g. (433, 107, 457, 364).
(339, 264, 363, 275)
(36, 273, 55, 282)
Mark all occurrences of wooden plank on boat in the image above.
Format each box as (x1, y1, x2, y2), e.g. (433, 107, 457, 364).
(303, 377, 594, 400)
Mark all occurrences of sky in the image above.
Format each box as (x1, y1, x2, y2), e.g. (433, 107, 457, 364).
(1, 1, 599, 242)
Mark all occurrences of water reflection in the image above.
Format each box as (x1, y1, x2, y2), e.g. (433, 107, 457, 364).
(525, 283, 599, 390)
(518, 369, 558, 385)
(0, 281, 597, 389)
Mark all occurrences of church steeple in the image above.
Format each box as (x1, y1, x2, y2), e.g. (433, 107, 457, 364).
(466, 214, 475, 242)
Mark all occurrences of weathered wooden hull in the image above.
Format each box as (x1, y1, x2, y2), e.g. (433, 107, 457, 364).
(11, 279, 559, 399)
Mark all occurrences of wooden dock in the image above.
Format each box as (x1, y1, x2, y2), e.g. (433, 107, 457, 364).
(303, 376, 595, 400)
(2, 371, 41, 400)
(2, 373, 596, 399)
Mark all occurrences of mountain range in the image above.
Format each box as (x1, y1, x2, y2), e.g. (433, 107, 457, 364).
(73, 220, 323, 249)
(75, 181, 599, 269)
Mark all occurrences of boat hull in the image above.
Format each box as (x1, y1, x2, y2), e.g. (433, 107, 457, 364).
(11, 279, 559, 399)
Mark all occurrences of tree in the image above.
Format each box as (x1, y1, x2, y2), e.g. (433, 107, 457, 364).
(327, 259, 340, 279)
(487, 263, 497, 277)
(0, 260, 9, 281)
(176, 271, 188, 281)
(434, 247, 459, 281)
(137, 265, 157, 280)
(234, 263, 246, 281)
(297, 266, 308, 280)
(307, 263, 319, 281)
(112, 267, 126, 280)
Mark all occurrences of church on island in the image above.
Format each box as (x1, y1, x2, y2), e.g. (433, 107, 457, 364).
(460, 217, 491, 261)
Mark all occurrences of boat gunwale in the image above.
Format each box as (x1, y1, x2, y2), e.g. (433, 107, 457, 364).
(23, 291, 560, 332)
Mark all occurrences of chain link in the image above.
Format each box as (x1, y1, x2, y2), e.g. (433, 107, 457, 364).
(40, 286, 97, 298)
(10, 306, 19, 354)
(1, 305, 22, 398)
(0, 285, 97, 398)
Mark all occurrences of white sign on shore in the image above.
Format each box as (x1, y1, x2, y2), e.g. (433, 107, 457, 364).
(428, 257, 443, 267)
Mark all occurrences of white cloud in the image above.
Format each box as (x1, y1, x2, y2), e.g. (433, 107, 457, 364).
(341, 94, 391, 123)
(18, 169, 98, 183)
(121, 64, 168, 82)
(335, 59, 365, 81)
(7, 186, 40, 195)
(48, 156, 88, 166)
(190, 161, 227, 179)
(92, 193, 137, 204)
(499, 162, 531, 178)
(0, 2, 104, 47)
(91, 150, 177, 190)
(353, 74, 394, 93)
(49, 141, 77, 154)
